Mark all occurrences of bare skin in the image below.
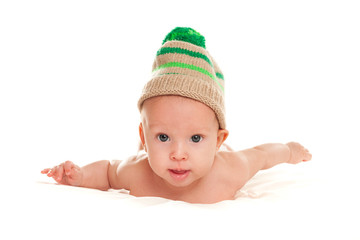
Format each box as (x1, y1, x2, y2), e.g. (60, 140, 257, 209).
(41, 96, 312, 204)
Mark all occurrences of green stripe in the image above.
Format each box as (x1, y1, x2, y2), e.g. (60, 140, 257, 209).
(153, 62, 224, 92)
(157, 47, 213, 67)
(216, 72, 224, 80)
(157, 72, 187, 77)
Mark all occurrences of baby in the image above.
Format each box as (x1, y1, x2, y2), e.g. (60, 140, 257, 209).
(41, 27, 312, 204)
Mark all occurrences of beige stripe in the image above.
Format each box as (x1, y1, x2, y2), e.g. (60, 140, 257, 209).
(152, 67, 216, 85)
(208, 54, 223, 76)
(162, 41, 210, 58)
(152, 53, 215, 75)
(217, 78, 224, 88)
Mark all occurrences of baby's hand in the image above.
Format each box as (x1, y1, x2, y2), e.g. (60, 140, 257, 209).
(41, 161, 83, 186)
(286, 142, 312, 164)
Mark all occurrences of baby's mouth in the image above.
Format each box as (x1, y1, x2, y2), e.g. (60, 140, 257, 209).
(170, 169, 188, 174)
(169, 169, 190, 181)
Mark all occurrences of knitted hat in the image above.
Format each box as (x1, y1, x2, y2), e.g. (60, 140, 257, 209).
(137, 27, 226, 129)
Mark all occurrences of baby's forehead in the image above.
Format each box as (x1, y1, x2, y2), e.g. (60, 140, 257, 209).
(140, 95, 204, 113)
(141, 95, 219, 128)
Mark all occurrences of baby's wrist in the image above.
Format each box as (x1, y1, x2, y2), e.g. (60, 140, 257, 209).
(78, 168, 86, 187)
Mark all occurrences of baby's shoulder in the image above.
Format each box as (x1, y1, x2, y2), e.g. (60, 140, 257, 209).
(119, 151, 149, 172)
(216, 149, 247, 167)
(214, 150, 249, 188)
(110, 151, 150, 189)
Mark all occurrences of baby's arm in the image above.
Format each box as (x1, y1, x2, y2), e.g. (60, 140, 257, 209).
(241, 142, 312, 179)
(41, 160, 121, 191)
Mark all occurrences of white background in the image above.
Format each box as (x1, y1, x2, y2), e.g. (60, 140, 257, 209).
(1, 0, 359, 238)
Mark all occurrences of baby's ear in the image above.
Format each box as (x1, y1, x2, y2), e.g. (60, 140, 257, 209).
(139, 123, 147, 152)
(216, 129, 229, 149)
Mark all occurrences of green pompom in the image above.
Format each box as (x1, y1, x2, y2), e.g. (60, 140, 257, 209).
(162, 27, 206, 49)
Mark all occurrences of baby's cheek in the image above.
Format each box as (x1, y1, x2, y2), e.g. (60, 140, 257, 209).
(193, 150, 215, 171)
(147, 157, 164, 176)
(147, 151, 168, 170)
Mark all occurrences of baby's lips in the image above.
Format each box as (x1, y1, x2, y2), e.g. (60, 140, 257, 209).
(170, 169, 190, 174)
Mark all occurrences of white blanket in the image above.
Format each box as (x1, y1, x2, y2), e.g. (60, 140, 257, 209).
(3, 161, 359, 240)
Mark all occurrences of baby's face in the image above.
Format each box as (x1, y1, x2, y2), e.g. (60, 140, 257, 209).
(140, 96, 228, 189)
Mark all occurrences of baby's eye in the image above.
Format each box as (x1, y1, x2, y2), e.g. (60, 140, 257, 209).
(191, 135, 202, 143)
(157, 134, 170, 142)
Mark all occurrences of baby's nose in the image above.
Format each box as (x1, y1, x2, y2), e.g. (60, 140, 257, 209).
(170, 143, 188, 161)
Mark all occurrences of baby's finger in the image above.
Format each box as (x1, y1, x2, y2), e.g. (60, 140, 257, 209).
(49, 165, 57, 179)
(47, 167, 56, 177)
(303, 152, 312, 161)
(41, 168, 51, 174)
(56, 164, 65, 182)
(50, 165, 62, 182)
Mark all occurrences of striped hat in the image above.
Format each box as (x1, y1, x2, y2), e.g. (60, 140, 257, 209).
(138, 27, 226, 129)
